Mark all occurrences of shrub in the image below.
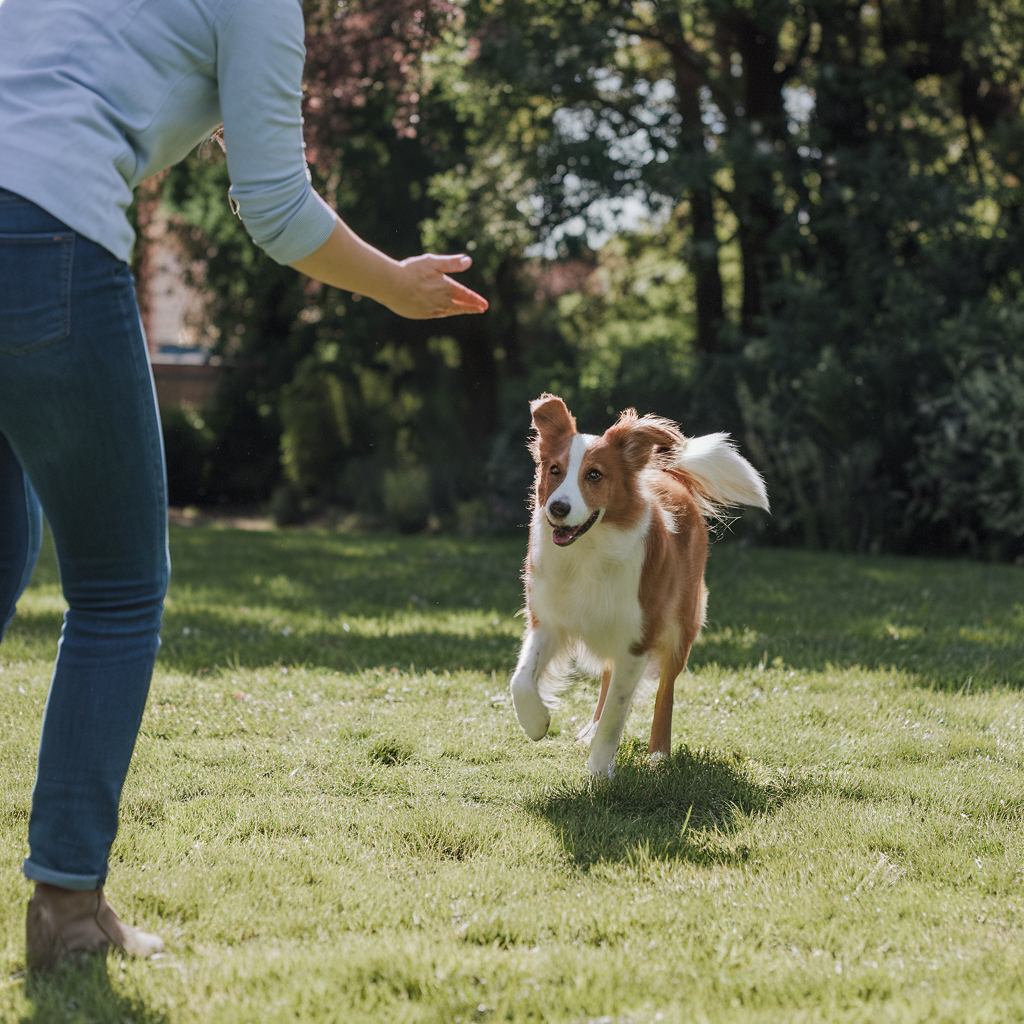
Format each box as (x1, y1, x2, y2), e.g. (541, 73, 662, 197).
(908, 354, 1024, 561)
(270, 481, 305, 527)
(278, 356, 353, 500)
(383, 466, 431, 533)
(161, 407, 214, 507)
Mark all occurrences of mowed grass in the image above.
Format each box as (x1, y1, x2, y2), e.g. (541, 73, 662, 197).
(3, 527, 1024, 1022)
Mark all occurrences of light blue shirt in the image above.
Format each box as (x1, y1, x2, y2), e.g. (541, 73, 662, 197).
(0, 0, 338, 264)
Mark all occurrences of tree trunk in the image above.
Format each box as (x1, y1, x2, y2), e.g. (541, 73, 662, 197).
(453, 315, 499, 443)
(688, 186, 725, 353)
(727, 10, 787, 335)
(668, 44, 725, 354)
(494, 255, 525, 378)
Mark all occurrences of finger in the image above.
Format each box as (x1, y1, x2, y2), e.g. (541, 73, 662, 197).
(444, 277, 489, 311)
(429, 299, 484, 319)
(450, 297, 487, 313)
(430, 253, 474, 275)
(449, 296, 488, 313)
(430, 306, 474, 318)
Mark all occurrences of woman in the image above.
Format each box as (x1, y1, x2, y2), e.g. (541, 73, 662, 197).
(0, 0, 487, 969)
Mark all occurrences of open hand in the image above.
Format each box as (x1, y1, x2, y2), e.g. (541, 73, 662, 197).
(382, 254, 489, 319)
(290, 217, 489, 319)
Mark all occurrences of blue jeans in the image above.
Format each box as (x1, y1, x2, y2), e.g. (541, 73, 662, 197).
(0, 188, 169, 890)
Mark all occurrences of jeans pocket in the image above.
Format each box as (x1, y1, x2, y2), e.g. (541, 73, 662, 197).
(0, 233, 74, 355)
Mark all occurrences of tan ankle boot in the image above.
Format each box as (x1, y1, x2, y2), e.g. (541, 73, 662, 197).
(26, 882, 164, 970)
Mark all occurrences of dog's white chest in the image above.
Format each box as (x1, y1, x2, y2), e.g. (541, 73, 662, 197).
(529, 514, 648, 657)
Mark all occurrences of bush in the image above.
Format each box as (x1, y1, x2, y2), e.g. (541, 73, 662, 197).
(161, 407, 214, 507)
(279, 357, 352, 500)
(270, 481, 305, 527)
(908, 354, 1024, 561)
(736, 375, 890, 553)
(483, 421, 535, 534)
(383, 466, 431, 533)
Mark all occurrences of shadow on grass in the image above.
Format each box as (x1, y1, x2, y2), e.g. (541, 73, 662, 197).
(6, 607, 523, 676)
(18, 956, 169, 1024)
(529, 739, 794, 869)
(14, 530, 1024, 690)
(166, 528, 526, 619)
(696, 546, 1024, 691)
(146, 535, 1024, 690)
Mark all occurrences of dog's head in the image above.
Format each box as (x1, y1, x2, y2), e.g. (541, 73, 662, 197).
(529, 395, 684, 547)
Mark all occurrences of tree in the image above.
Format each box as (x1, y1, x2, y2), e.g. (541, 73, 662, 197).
(163, 0, 1024, 555)
(458, 0, 1024, 552)
(163, 0, 522, 508)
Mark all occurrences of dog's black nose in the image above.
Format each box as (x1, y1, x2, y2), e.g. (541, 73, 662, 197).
(549, 500, 571, 520)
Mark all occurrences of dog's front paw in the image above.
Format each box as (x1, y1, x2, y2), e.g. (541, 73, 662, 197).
(511, 681, 550, 740)
(587, 742, 617, 778)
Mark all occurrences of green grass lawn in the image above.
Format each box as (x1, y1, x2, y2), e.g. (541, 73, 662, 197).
(4, 526, 1024, 1022)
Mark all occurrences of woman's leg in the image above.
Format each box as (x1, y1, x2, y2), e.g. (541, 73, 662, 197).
(0, 432, 43, 637)
(0, 190, 170, 894)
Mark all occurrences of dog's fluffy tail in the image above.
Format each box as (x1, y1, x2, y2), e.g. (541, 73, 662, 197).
(672, 433, 769, 515)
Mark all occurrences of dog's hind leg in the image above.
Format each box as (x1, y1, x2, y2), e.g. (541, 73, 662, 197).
(587, 654, 648, 778)
(576, 664, 611, 745)
(648, 657, 685, 762)
(510, 624, 558, 740)
(648, 582, 705, 763)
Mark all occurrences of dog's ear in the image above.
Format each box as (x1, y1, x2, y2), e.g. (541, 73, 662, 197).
(529, 394, 576, 461)
(610, 411, 685, 472)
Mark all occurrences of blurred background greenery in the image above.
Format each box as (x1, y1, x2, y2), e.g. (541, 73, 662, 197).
(146, 0, 1024, 559)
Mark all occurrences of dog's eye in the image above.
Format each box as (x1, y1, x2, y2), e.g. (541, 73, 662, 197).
(585, 468, 602, 481)
(549, 464, 561, 476)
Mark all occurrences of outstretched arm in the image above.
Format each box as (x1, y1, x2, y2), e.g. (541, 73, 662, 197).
(289, 216, 488, 319)
(216, 0, 482, 318)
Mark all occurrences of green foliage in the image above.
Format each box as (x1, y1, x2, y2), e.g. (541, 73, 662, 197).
(160, 407, 214, 507)
(279, 355, 355, 497)
(451, 0, 1024, 557)
(161, 22, 519, 513)
(909, 316, 1024, 561)
(554, 223, 697, 427)
(157, 0, 1024, 556)
(382, 465, 432, 532)
(163, 156, 307, 502)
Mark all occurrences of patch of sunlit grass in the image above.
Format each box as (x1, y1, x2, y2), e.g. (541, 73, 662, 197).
(3, 528, 1024, 1021)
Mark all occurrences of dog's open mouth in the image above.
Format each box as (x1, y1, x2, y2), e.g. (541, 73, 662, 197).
(549, 509, 601, 547)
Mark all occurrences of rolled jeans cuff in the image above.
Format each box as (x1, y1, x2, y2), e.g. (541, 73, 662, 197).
(23, 857, 104, 891)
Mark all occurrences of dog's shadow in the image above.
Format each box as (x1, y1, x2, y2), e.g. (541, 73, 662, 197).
(15, 955, 170, 1024)
(528, 739, 794, 870)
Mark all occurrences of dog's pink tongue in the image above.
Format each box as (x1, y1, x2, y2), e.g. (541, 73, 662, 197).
(552, 526, 575, 545)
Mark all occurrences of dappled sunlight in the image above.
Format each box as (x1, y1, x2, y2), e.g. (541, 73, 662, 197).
(696, 547, 1024, 690)
(158, 527, 527, 673)
(7, 530, 1024, 1020)
(157, 603, 522, 675)
(10, 534, 1024, 689)
(10, 592, 66, 616)
(165, 528, 526, 619)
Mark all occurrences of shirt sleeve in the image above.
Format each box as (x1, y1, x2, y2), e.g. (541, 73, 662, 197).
(215, 0, 337, 264)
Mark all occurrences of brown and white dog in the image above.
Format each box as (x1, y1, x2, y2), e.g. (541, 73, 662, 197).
(510, 394, 769, 777)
